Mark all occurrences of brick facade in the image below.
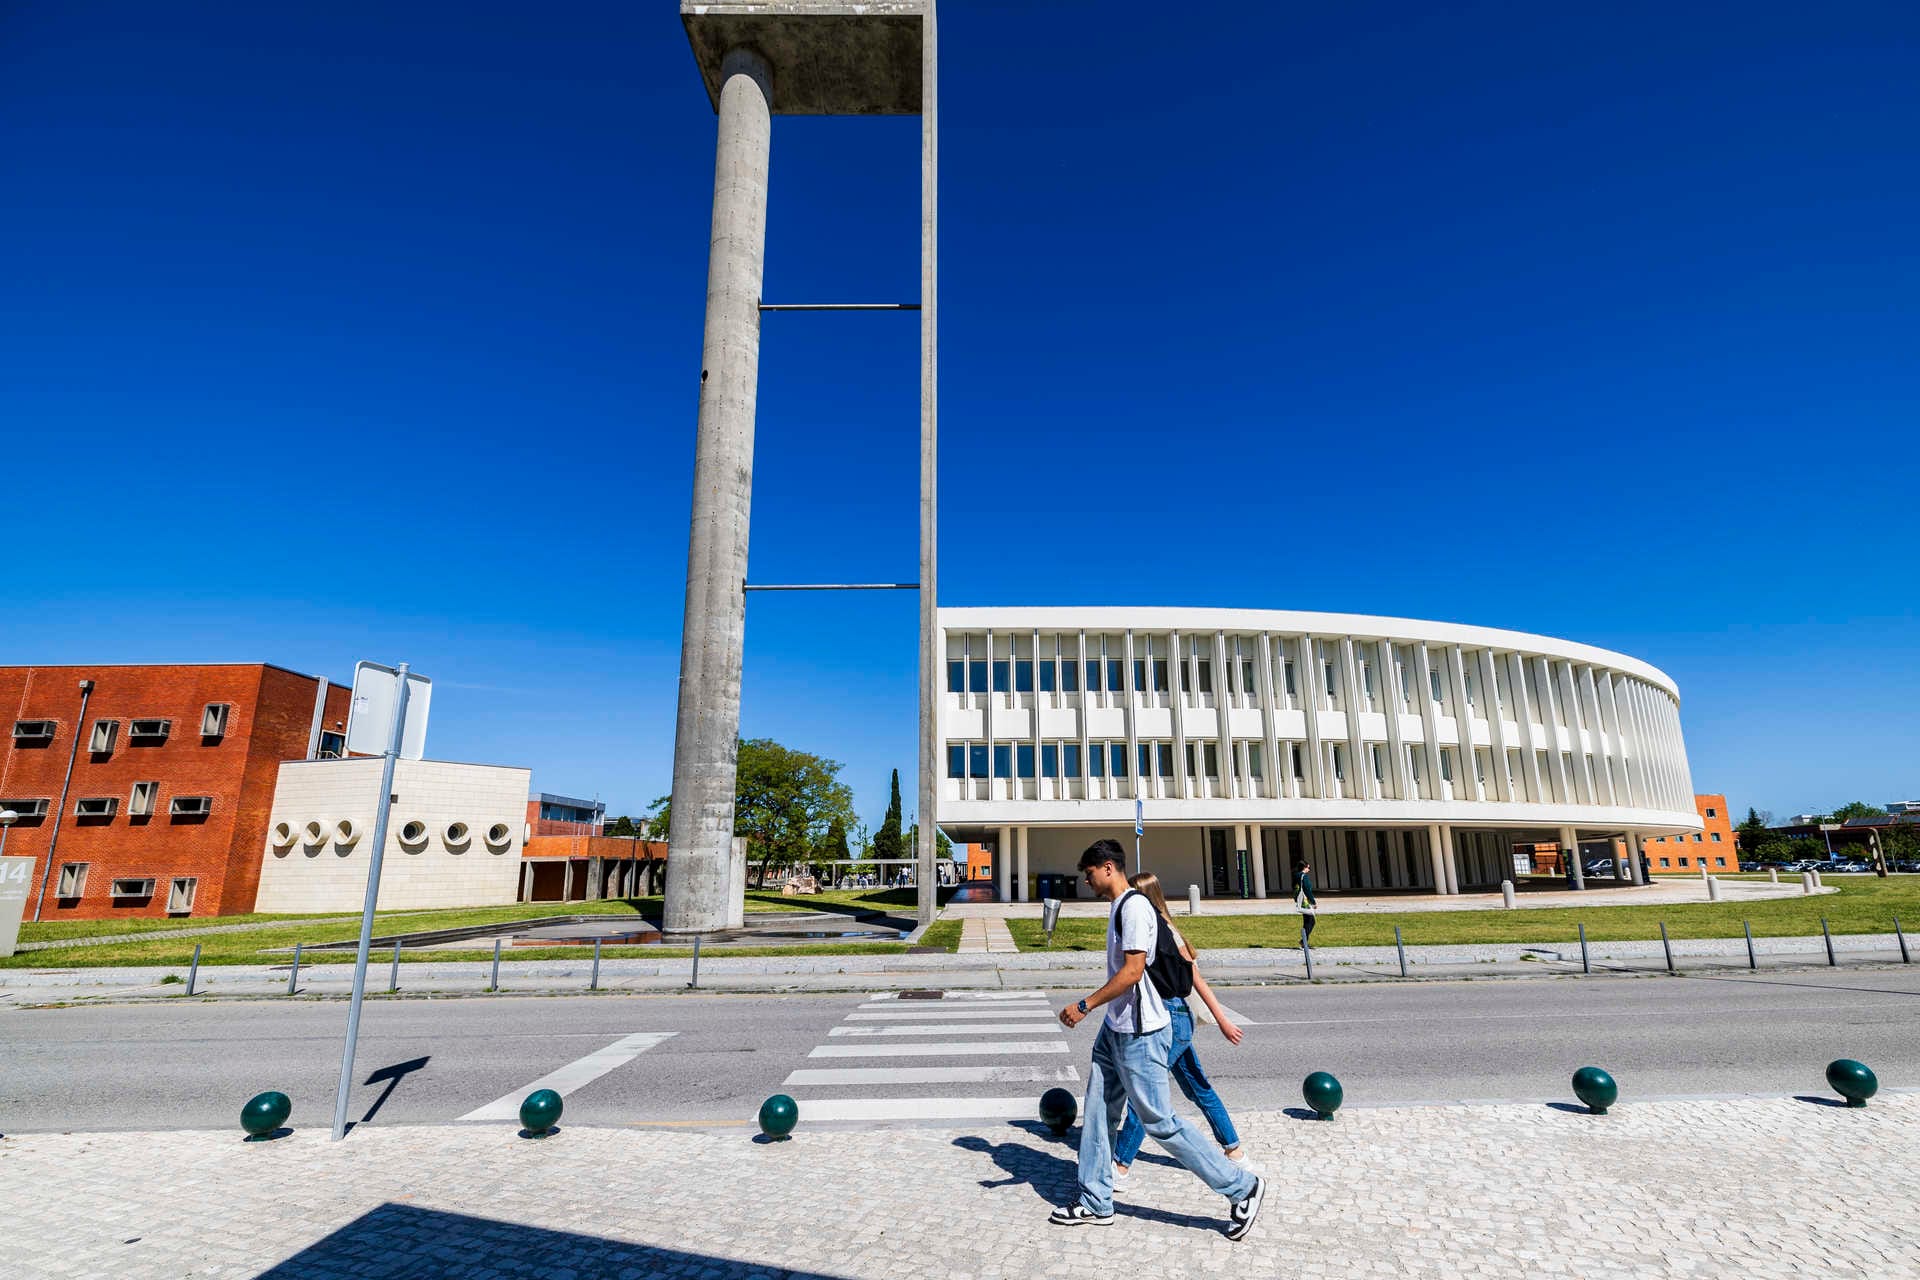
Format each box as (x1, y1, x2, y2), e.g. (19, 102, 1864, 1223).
(1645, 793, 1740, 873)
(0, 664, 349, 919)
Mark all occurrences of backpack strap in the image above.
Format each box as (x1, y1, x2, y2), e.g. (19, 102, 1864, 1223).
(1115, 890, 1145, 1033)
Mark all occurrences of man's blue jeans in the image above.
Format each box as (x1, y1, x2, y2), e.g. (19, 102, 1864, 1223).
(1113, 998, 1240, 1165)
(1076, 1020, 1256, 1216)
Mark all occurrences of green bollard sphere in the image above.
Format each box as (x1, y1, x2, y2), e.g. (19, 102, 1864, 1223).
(1571, 1066, 1618, 1115)
(1826, 1059, 1878, 1108)
(1303, 1071, 1343, 1120)
(1038, 1087, 1077, 1136)
(241, 1091, 291, 1139)
(758, 1093, 798, 1140)
(518, 1088, 563, 1136)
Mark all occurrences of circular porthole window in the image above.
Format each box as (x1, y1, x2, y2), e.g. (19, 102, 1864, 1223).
(485, 822, 512, 851)
(399, 820, 428, 850)
(444, 821, 471, 851)
(271, 821, 296, 848)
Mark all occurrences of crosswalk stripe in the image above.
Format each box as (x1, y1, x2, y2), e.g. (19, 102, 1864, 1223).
(782, 1065, 1080, 1086)
(829, 1023, 1059, 1037)
(457, 1032, 675, 1122)
(809, 1040, 1069, 1059)
(789, 1097, 1039, 1123)
(863, 990, 1049, 1003)
(845, 1009, 1059, 1022)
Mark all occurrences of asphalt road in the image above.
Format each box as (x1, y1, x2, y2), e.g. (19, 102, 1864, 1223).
(3, 970, 1916, 1134)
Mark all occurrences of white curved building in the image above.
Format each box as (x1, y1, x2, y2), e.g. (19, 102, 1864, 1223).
(937, 608, 1701, 901)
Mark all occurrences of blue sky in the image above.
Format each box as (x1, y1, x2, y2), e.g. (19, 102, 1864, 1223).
(2, 1, 1914, 827)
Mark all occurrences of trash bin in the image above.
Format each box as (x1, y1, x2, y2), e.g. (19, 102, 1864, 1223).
(1036, 872, 1077, 900)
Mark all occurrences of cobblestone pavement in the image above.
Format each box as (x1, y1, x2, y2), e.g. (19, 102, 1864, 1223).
(2, 1095, 1914, 1278)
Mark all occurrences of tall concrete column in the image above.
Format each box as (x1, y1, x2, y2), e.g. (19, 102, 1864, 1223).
(1626, 831, 1645, 885)
(997, 825, 1012, 903)
(1426, 826, 1446, 895)
(1249, 824, 1268, 899)
(664, 47, 774, 935)
(1015, 826, 1030, 902)
(1561, 825, 1585, 890)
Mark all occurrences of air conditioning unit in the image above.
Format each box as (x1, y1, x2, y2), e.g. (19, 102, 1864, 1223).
(110, 877, 156, 898)
(129, 719, 172, 742)
(169, 795, 213, 817)
(12, 720, 55, 743)
(74, 797, 119, 819)
(201, 703, 231, 738)
(89, 720, 119, 753)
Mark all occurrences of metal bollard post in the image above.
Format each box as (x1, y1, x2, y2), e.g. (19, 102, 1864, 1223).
(388, 939, 402, 993)
(186, 943, 201, 996)
(1707, 876, 1720, 902)
(688, 934, 702, 990)
(287, 942, 303, 995)
(1394, 925, 1407, 978)
(1501, 879, 1515, 909)
(1579, 922, 1590, 974)
(590, 938, 602, 991)
(1658, 922, 1674, 973)
(1301, 920, 1314, 981)
(1896, 917, 1911, 965)
(490, 938, 502, 992)
(1821, 917, 1835, 967)
(1743, 920, 1756, 970)
(1188, 884, 1201, 917)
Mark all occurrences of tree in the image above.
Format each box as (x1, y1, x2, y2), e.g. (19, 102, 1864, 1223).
(1735, 808, 1770, 858)
(733, 737, 857, 886)
(644, 795, 672, 840)
(1827, 801, 1885, 824)
(821, 814, 852, 861)
(872, 768, 904, 862)
(607, 814, 637, 838)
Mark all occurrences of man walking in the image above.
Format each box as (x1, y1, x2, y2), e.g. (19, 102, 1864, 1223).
(1050, 839, 1265, 1239)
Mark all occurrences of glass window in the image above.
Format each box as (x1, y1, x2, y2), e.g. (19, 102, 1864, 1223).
(969, 745, 989, 778)
(1324, 661, 1336, 692)
(1372, 746, 1386, 781)
(1108, 659, 1124, 692)
(1431, 669, 1445, 701)
(1440, 748, 1454, 782)
(1464, 672, 1477, 707)
(993, 745, 1013, 778)
(1710, 832, 1722, 842)
(947, 745, 965, 778)
(1204, 743, 1219, 777)
(1063, 743, 1081, 777)
(1134, 659, 1147, 692)
(1679, 856, 1690, 867)
(1332, 746, 1346, 782)
(1184, 743, 1197, 777)
(1284, 661, 1297, 699)
(1705, 807, 1717, 818)
(1039, 661, 1055, 693)
(1692, 833, 1701, 842)
(1715, 857, 1726, 867)
(1110, 743, 1128, 777)
(1157, 743, 1175, 777)
(1041, 744, 1058, 777)
(1085, 661, 1101, 692)
(1242, 659, 1257, 696)
(1138, 742, 1152, 777)
(1249, 743, 1263, 777)
(992, 661, 1009, 693)
(1015, 661, 1033, 694)
(1152, 659, 1169, 692)
(1061, 661, 1078, 693)
(1659, 857, 1670, 867)
(947, 662, 964, 693)
(1362, 663, 1375, 699)
(969, 660, 987, 693)
(1197, 661, 1213, 694)
(1016, 744, 1035, 778)
(1291, 744, 1304, 778)
(1088, 742, 1104, 776)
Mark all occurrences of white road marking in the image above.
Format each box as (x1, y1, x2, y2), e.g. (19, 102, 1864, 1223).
(457, 1032, 676, 1122)
(829, 1023, 1060, 1037)
(783, 1065, 1080, 1086)
(845, 1008, 1059, 1022)
(809, 1040, 1070, 1059)
(862, 990, 1049, 1003)
(790, 1096, 1040, 1122)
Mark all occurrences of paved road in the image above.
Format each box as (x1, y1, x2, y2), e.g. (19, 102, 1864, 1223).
(3, 970, 1915, 1134)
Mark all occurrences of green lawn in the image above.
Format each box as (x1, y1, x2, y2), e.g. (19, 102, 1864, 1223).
(6, 889, 957, 969)
(1007, 876, 1920, 952)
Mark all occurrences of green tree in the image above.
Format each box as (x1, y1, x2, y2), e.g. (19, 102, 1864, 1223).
(1735, 807, 1770, 858)
(872, 768, 904, 862)
(733, 737, 857, 886)
(821, 813, 852, 862)
(1826, 801, 1885, 824)
(607, 814, 638, 837)
(644, 795, 672, 840)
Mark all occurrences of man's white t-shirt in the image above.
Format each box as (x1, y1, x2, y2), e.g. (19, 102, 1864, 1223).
(1105, 892, 1170, 1034)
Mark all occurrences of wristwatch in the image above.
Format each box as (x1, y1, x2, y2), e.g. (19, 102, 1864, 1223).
(1076, 999, 1090, 1015)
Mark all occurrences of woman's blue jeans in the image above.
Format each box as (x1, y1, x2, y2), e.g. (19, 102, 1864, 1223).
(1113, 999, 1240, 1165)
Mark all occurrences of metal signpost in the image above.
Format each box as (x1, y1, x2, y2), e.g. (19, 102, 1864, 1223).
(330, 660, 430, 1141)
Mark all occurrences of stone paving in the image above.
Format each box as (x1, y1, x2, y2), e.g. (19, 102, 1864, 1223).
(1, 1095, 1914, 1278)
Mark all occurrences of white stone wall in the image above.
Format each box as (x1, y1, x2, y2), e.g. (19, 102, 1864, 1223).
(255, 758, 531, 914)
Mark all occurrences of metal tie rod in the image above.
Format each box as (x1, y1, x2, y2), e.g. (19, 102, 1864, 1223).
(744, 582, 919, 592)
(759, 303, 921, 311)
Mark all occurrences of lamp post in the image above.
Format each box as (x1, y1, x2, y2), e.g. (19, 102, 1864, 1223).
(0, 808, 16, 858)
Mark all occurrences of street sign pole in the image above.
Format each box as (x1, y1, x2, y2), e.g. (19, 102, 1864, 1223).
(1134, 799, 1144, 876)
(331, 662, 412, 1141)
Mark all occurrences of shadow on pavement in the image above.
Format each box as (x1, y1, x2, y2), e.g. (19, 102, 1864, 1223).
(950, 1129, 1231, 1233)
(1792, 1094, 1851, 1109)
(359, 1056, 430, 1126)
(253, 1203, 857, 1280)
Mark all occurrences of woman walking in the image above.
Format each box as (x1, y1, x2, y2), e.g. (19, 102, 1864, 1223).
(1111, 872, 1254, 1188)
(1294, 858, 1318, 947)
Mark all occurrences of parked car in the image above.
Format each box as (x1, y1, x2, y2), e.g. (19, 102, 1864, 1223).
(1896, 861, 1920, 874)
(1832, 861, 1870, 874)
(1583, 859, 1615, 877)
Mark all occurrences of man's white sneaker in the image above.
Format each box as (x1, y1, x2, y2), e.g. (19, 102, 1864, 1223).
(1226, 1175, 1266, 1242)
(1048, 1204, 1114, 1227)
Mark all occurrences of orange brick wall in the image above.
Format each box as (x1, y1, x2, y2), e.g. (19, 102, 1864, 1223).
(1644, 793, 1739, 872)
(522, 834, 666, 861)
(0, 664, 346, 919)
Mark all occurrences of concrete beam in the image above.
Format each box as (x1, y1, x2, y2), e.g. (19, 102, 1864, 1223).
(682, 2, 925, 115)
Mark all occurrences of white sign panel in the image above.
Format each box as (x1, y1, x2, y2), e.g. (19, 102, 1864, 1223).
(345, 661, 432, 760)
(0, 856, 33, 958)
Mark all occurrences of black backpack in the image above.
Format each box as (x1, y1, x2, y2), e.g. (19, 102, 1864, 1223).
(1118, 890, 1194, 1003)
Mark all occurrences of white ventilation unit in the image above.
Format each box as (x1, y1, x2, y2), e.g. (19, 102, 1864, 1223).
(0, 798, 49, 819)
(129, 781, 159, 817)
(111, 877, 155, 898)
(129, 719, 172, 743)
(74, 797, 118, 819)
(89, 719, 119, 753)
(57, 863, 88, 896)
(201, 703, 231, 738)
(169, 795, 213, 817)
(12, 720, 56, 743)
(167, 877, 198, 914)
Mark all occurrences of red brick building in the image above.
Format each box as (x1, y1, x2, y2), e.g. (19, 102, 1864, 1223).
(1645, 793, 1740, 873)
(0, 664, 351, 920)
